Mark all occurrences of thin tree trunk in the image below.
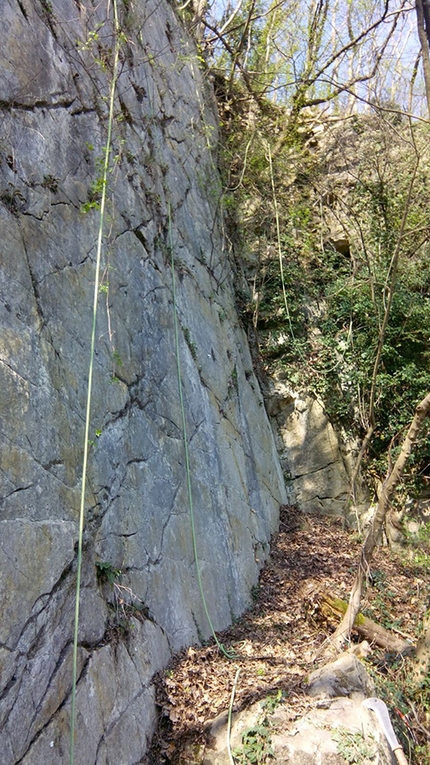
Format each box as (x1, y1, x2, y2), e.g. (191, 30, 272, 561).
(350, 149, 419, 503)
(330, 392, 430, 654)
(422, 0, 430, 37)
(192, 0, 208, 42)
(415, 0, 430, 116)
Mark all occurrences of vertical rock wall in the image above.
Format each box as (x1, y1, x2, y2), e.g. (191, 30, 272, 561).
(0, 1, 286, 762)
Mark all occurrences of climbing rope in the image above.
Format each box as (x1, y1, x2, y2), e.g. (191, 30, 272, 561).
(266, 143, 298, 347)
(227, 668, 241, 764)
(169, 206, 236, 660)
(69, 2, 120, 763)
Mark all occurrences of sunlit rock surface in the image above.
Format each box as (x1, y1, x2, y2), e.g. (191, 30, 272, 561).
(0, 1, 286, 762)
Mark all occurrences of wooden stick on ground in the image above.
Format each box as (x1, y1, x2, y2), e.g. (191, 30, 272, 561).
(317, 591, 414, 655)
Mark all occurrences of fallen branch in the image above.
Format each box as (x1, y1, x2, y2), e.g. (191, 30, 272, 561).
(316, 592, 414, 656)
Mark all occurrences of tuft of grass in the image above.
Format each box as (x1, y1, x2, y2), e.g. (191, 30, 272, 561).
(332, 727, 377, 764)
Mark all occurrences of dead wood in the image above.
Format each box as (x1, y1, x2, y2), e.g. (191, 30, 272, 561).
(313, 591, 414, 656)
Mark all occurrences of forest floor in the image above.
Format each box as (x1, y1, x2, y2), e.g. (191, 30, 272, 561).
(149, 506, 430, 764)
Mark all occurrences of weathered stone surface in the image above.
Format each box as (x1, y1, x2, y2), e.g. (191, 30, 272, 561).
(17, 619, 171, 765)
(0, 519, 76, 647)
(307, 653, 374, 699)
(0, 1, 286, 763)
(202, 696, 394, 765)
(270, 699, 393, 764)
(202, 665, 393, 765)
(267, 380, 368, 523)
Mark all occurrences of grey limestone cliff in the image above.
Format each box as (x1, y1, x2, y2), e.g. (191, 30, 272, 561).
(0, 1, 286, 762)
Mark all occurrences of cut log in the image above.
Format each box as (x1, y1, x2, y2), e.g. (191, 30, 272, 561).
(305, 586, 414, 656)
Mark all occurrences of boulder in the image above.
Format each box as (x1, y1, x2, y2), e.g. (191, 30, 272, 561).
(202, 659, 394, 765)
(267, 382, 368, 523)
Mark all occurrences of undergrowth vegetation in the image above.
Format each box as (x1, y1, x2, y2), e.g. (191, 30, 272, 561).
(217, 85, 430, 497)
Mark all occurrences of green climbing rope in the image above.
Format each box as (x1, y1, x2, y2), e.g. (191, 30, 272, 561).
(267, 143, 297, 345)
(169, 207, 236, 660)
(69, 3, 120, 763)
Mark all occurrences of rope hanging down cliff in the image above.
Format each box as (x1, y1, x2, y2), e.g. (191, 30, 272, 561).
(169, 205, 235, 660)
(70, 2, 121, 763)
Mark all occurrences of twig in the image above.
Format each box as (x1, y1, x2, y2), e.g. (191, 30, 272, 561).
(407, 700, 430, 741)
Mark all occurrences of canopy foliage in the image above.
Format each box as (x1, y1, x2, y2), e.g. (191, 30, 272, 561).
(177, 0, 430, 494)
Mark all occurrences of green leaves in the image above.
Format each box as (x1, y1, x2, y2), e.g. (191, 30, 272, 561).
(232, 722, 274, 764)
(227, 103, 430, 487)
(331, 727, 377, 764)
(95, 560, 121, 586)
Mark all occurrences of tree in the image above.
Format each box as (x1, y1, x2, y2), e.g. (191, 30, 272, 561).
(330, 391, 430, 652)
(225, 104, 430, 498)
(182, 0, 426, 118)
(415, 0, 430, 114)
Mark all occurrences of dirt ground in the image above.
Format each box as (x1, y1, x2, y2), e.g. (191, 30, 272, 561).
(149, 505, 430, 764)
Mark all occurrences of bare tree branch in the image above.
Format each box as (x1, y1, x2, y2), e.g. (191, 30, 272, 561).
(330, 390, 430, 654)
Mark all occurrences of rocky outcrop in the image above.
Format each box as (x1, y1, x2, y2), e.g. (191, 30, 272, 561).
(266, 380, 368, 524)
(201, 654, 394, 764)
(0, 2, 286, 762)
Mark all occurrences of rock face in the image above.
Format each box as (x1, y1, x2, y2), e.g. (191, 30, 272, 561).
(267, 380, 368, 523)
(0, 2, 286, 762)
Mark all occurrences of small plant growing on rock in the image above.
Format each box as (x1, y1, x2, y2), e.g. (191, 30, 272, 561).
(232, 722, 274, 764)
(261, 689, 285, 714)
(96, 561, 149, 640)
(331, 727, 378, 764)
(95, 559, 121, 586)
(41, 174, 58, 192)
